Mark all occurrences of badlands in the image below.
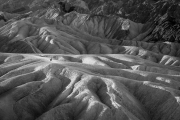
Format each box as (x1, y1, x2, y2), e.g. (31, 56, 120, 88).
(0, 0, 180, 120)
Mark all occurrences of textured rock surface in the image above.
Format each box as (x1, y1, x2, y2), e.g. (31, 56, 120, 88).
(0, 53, 180, 120)
(62, 0, 180, 42)
(0, 0, 180, 120)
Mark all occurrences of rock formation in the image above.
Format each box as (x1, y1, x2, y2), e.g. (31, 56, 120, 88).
(0, 0, 180, 120)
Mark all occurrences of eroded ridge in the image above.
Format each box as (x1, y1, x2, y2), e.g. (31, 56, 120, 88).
(0, 53, 179, 120)
(0, 11, 180, 66)
(0, 1, 180, 120)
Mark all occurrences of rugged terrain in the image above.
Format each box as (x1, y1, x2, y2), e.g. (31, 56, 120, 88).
(0, 0, 180, 120)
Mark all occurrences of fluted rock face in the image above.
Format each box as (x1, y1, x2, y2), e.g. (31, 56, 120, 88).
(62, 0, 180, 21)
(0, 0, 180, 120)
(60, 0, 180, 42)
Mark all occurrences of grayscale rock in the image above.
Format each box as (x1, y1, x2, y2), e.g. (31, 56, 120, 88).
(0, 0, 179, 120)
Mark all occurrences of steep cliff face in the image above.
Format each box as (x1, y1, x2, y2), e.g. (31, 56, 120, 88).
(0, 0, 180, 120)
